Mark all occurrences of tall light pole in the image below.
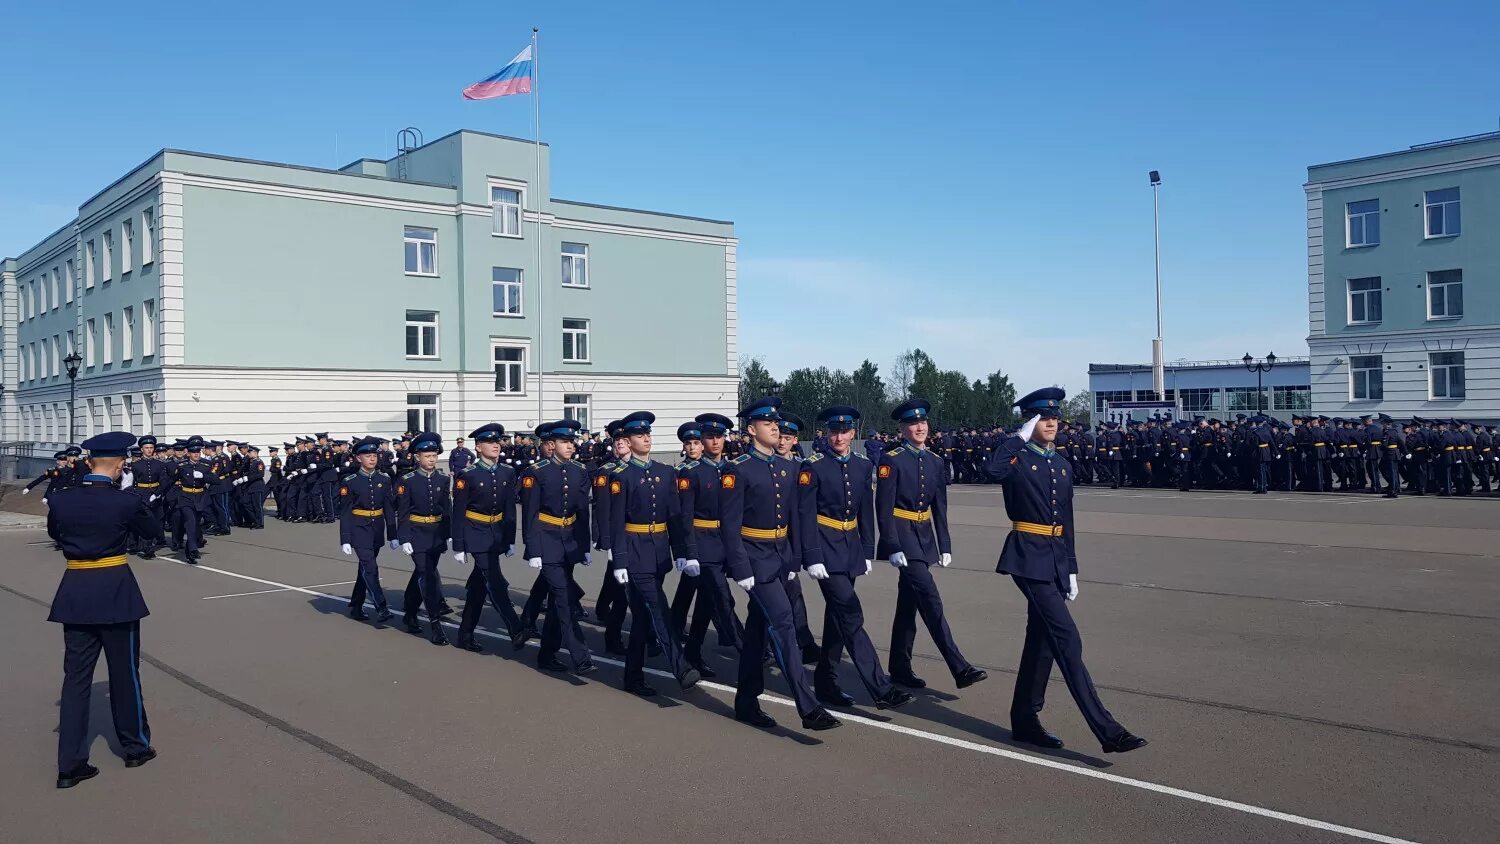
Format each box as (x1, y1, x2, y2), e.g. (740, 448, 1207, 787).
(1149, 170, 1165, 399)
(1243, 351, 1277, 414)
(63, 351, 82, 444)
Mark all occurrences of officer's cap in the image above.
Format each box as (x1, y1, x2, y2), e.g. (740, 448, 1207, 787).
(544, 419, 582, 441)
(605, 419, 625, 439)
(81, 431, 136, 458)
(53, 450, 68, 460)
(620, 411, 655, 435)
(352, 436, 383, 455)
(694, 413, 734, 435)
(138, 436, 157, 447)
(410, 432, 444, 453)
(316, 432, 330, 439)
(1014, 388, 1064, 419)
(778, 413, 806, 436)
(208, 440, 223, 448)
(817, 405, 860, 431)
(891, 398, 932, 423)
(247, 445, 260, 453)
(270, 445, 280, 451)
(533, 423, 549, 439)
(1236, 413, 1247, 420)
(1377, 413, 1393, 423)
(739, 396, 783, 422)
(677, 421, 703, 443)
(470, 423, 506, 442)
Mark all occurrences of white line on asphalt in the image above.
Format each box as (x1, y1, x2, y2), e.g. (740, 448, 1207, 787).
(149, 554, 1418, 844)
(202, 580, 357, 600)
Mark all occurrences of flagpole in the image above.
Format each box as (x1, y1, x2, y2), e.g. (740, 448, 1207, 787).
(532, 26, 544, 426)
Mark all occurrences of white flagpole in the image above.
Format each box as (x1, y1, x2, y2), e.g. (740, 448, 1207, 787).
(532, 26, 544, 426)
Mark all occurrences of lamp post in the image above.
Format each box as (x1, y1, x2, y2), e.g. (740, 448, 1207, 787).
(1243, 351, 1277, 415)
(63, 351, 82, 444)
(1149, 170, 1165, 398)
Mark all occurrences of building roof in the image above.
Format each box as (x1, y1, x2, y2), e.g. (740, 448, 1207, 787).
(1089, 358, 1309, 374)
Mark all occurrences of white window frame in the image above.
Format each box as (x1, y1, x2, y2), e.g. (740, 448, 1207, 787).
(51, 335, 61, 378)
(492, 267, 524, 317)
(561, 318, 590, 363)
(561, 243, 589, 288)
(122, 306, 135, 361)
(489, 180, 525, 238)
(84, 241, 96, 289)
(102, 230, 113, 282)
(143, 394, 156, 435)
(403, 226, 438, 276)
(84, 318, 97, 367)
(36, 276, 46, 314)
(66, 329, 76, 359)
(124, 394, 137, 431)
(1426, 269, 1463, 321)
(1349, 355, 1383, 401)
(404, 310, 440, 359)
(563, 393, 591, 430)
(1347, 277, 1382, 325)
(1430, 352, 1465, 400)
(1345, 199, 1379, 248)
(491, 342, 527, 394)
(1424, 188, 1461, 238)
(142, 208, 155, 265)
(142, 299, 156, 357)
(405, 393, 440, 434)
(51, 267, 62, 310)
(103, 313, 114, 364)
(65, 259, 75, 303)
(122, 219, 134, 274)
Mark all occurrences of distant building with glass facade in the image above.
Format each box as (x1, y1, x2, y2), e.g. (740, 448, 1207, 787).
(1087, 358, 1312, 423)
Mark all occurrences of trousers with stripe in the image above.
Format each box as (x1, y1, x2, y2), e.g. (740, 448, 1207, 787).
(59, 621, 151, 771)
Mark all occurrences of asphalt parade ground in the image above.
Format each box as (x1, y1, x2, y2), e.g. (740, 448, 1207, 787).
(1, 486, 1496, 843)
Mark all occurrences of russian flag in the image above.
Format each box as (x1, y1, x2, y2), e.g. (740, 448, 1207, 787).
(463, 47, 534, 100)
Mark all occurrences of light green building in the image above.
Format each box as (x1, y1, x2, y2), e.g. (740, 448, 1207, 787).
(1, 130, 738, 459)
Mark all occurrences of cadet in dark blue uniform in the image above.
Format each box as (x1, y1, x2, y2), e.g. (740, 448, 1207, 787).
(23, 450, 71, 503)
(1250, 415, 1273, 494)
(608, 411, 701, 697)
(523, 419, 598, 675)
(800, 405, 913, 711)
(721, 397, 840, 731)
(171, 437, 212, 563)
(878, 398, 987, 691)
(985, 389, 1147, 754)
(339, 436, 398, 624)
(451, 423, 526, 652)
(592, 420, 629, 649)
(48, 431, 164, 788)
(676, 412, 745, 671)
(395, 432, 451, 645)
(776, 412, 821, 666)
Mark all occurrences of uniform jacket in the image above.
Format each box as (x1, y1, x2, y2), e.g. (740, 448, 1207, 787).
(874, 442, 951, 563)
(46, 476, 163, 625)
(983, 438, 1077, 587)
(521, 458, 591, 564)
(338, 469, 398, 547)
(396, 468, 451, 552)
(797, 448, 876, 573)
(718, 449, 800, 583)
(451, 460, 518, 554)
(677, 457, 728, 563)
(608, 457, 686, 575)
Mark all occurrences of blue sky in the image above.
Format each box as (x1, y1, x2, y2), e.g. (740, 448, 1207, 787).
(4, 0, 1499, 394)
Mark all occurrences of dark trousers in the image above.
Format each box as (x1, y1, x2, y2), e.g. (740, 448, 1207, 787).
(172, 500, 202, 557)
(784, 573, 818, 652)
(459, 553, 522, 640)
(282, 483, 300, 520)
(1384, 455, 1401, 496)
(58, 621, 151, 771)
(888, 560, 971, 679)
(737, 578, 820, 718)
(402, 547, 445, 625)
(348, 545, 388, 613)
(1254, 462, 1269, 493)
(1010, 576, 1125, 743)
(538, 564, 592, 669)
(596, 574, 624, 623)
(1177, 458, 1193, 491)
(522, 567, 584, 626)
(624, 571, 689, 685)
(816, 571, 892, 699)
(211, 492, 231, 533)
(682, 562, 744, 662)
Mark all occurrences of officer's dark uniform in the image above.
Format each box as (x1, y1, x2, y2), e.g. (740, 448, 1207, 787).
(878, 399, 985, 690)
(25, 453, 73, 501)
(48, 431, 164, 787)
(676, 412, 745, 666)
(1250, 416, 1273, 493)
(240, 446, 268, 528)
(985, 389, 1147, 753)
(268, 447, 286, 517)
(522, 420, 596, 674)
(395, 432, 452, 645)
(452, 424, 525, 651)
(339, 437, 398, 623)
(171, 439, 211, 562)
(777, 412, 821, 665)
(591, 420, 626, 647)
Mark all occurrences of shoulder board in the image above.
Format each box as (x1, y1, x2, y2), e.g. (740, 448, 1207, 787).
(806, 452, 824, 463)
(599, 460, 616, 471)
(341, 474, 357, 483)
(852, 451, 870, 460)
(886, 448, 904, 457)
(434, 469, 448, 477)
(612, 464, 629, 474)
(678, 459, 699, 470)
(532, 458, 551, 469)
(731, 454, 752, 465)
(401, 471, 417, 479)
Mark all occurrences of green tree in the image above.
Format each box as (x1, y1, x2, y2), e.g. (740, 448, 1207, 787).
(739, 356, 776, 410)
(1060, 389, 1093, 423)
(982, 371, 1018, 427)
(849, 359, 888, 430)
(780, 366, 836, 425)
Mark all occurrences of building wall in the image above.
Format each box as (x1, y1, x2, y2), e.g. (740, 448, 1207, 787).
(1088, 362, 1311, 422)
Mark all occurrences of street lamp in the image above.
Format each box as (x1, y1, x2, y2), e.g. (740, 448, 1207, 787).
(1149, 170, 1165, 399)
(1243, 351, 1277, 414)
(63, 351, 82, 444)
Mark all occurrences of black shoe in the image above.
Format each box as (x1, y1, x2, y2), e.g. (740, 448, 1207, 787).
(955, 667, 989, 689)
(372, 609, 393, 625)
(1012, 724, 1064, 749)
(349, 608, 370, 622)
(404, 618, 423, 635)
(626, 680, 658, 697)
(429, 631, 449, 646)
(874, 689, 915, 710)
(56, 763, 99, 789)
(454, 637, 483, 653)
(186, 556, 200, 566)
(689, 661, 717, 679)
(736, 709, 777, 729)
(678, 668, 702, 691)
(1102, 731, 1149, 753)
(537, 655, 568, 672)
(124, 748, 158, 768)
(573, 661, 599, 677)
(438, 605, 455, 617)
(816, 687, 856, 708)
(510, 625, 534, 652)
(801, 708, 842, 731)
(890, 671, 927, 689)
(801, 644, 822, 666)
(140, 551, 156, 559)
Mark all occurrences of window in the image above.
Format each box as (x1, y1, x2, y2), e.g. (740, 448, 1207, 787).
(563, 394, 591, 430)
(1428, 269, 1463, 320)
(103, 313, 114, 364)
(85, 318, 97, 367)
(122, 219, 134, 274)
(1431, 352, 1465, 399)
(124, 394, 137, 431)
(1346, 199, 1379, 247)
(1133, 389, 1175, 403)
(403, 226, 437, 275)
(65, 259, 75, 303)
(1178, 388, 1219, 413)
(66, 330, 75, 359)
(561, 318, 590, 362)
(1425, 188, 1461, 238)
(105, 396, 120, 430)
(143, 394, 155, 435)
(102, 231, 113, 281)
(492, 267, 523, 316)
(1348, 277, 1382, 324)
(493, 345, 525, 393)
(122, 307, 135, 360)
(1225, 387, 1267, 413)
(89, 399, 102, 437)
(142, 300, 156, 356)
(406, 393, 439, 434)
(142, 208, 155, 265)
(490, 186, 522, 236)
(85, 240, 96, 288)
(51, 268, 61, 310)
(1272, 386, 1311, 411)
(33, 278, 43, 315)
(51, 335, 61, 377)
(561, 243, 589, 287)
(1093, 389, 1132, 413)
(1350, 355, 1383, 401)
(404, 310, 439, 358)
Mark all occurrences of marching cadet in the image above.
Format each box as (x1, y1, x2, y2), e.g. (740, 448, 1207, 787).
(984, 389, 1147, 753)
(280, 441, 304, 521)
(22, 450, 72, 503)
(1458, 421, 1477, 496)
(879, 398, 987, 692)
(720, 397, 839, 731)
(592, 421, 629, 650)
(516, 426, 565, 641)
(233, 445, 266, 528)
(396, 432, 452, 646)
(47, 431, 165, 789)
(776, 412, 821, 665)
(668, 421, 711, 661)
(675, 412, 746, 674)
(1477, 425, 1495, 495)
(608, 411, 702, 697)
(1249, 415, 1273, 494)
(171, 438, 211, 564)
(451, 423, 527, 652)
(268, 445, 286, 518)
(1376, 415, 1400, 499)
(800, 405, 914, 711)
(1435, 419, 1456, 496)
(126, 437, 168, 557)
(338, 436, 398, 625)
(522, 419, 598, 675)
(1405, 419, 1428, 495)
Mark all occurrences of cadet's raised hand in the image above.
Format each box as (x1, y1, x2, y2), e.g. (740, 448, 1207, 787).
(1017, 415, 1040, 443)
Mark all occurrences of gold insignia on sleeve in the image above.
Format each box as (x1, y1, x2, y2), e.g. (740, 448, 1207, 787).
(339, 486, 348, 496)
(522, 476, 535, 489)
(456, 479, 466, 490)
(877, 465, 891, 479)
(610, 480, 622, 494)
(721, 474, 736, 489)
(798, 471, 811, 486)
(396, 485, 405, 495)
(677, 478, 690, 491)
(594, 475, 607, 488)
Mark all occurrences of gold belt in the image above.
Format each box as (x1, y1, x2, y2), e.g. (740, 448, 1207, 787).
(465, 510, 505, 524)
(537, 512, 577, 527)
(67, 555, 128, 570)
(178, 486, 205, 493)
(816, 515, 858, 531)
(625, 522, 668, 535)
(892, 507, 931, 522)
(1258, 443, 1269, 448)
(740, 525, 789, 540)
(1012, 521, 1064, 537)
(351, 508, 384, 517)
(407, 514, 442, 524)
(1314, 442, 1326, 447)
(692, 518, 721, 529)
(135, 482, 161, 488)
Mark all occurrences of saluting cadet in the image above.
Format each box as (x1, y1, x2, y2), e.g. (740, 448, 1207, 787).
(171, 438, 211, 563)
(878, 398, 987, 692)
(523, 419, 598, 675)
(721, 397, 840, 731)
(22, 451, 72, 504)
(776, 412, 821, 666)
(338, 437, 398, 625)
(800, 405, 914, 711)
(675, 412, 745, 671)
(395, 432, 452, 645)
(608, 411, 702, 697)
(47, 431, 164, 788)
(985, 389, 1148, 754)
(451, 423, 526, 652)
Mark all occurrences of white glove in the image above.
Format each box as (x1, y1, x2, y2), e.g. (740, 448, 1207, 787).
(503, 546, 516, 557)
(1066, 573, 1079, 602)
(447, 537, 454, 550)
(938, 552, 952, 568)
(341, 543, 353, 556)
(400, 542, 413, 555)
(674, 557, 688, 573)
(528, 557, 542, 569)
(864, 559, 873, 575)
(388, 539, 401, 550)
(307, 463, 317, 470)
(149, 494, 159, 503)
(736, 575, 755, 590)
(889, 551, 908, 568)
(786, 570, 797, 582)
(21, 488, 29, 495)
(1017, 415, 1040, 442)
(1404, 454, 1412, 461)
(42, 498, 48, 505)
(606, 549, 614, 561)
(613, 569, 629, 585)
(582, 552, 592, 566)
(193, 470, 204, 479)
(807, 563, 829, 580)
(683, 559, 701, 577)
(453, 550, 469, 564)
